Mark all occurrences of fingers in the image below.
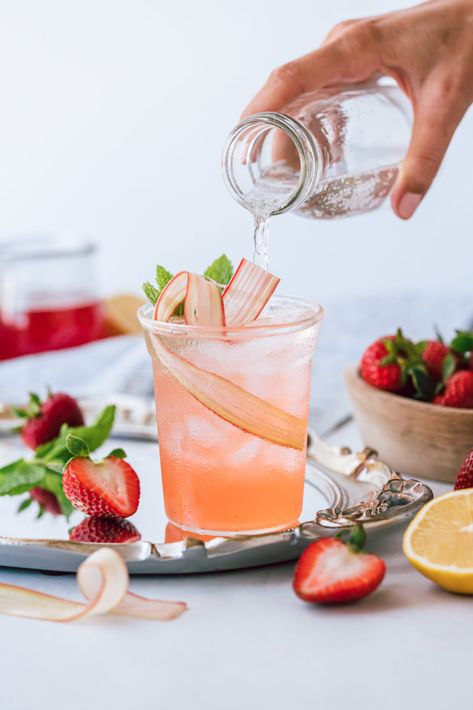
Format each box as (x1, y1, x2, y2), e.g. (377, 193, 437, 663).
(241, 24, 379, 118)
(391, 76, 469, 219)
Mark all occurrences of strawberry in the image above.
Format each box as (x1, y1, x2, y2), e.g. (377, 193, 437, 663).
(454, 449, 473, 490)
(420, 340, 451, 381)
(360, 336, 403, 392)
(62, 435, 140, 518)
(29, 487, 61, 516)
(434, 370, 473, 408)
(69, 516, 141, 543)
(63, 455, 140, 518)
(293, 526, 385, 605)
(18, 391, 84, 450)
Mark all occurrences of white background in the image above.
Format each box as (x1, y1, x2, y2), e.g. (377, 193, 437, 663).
(0, 0, 470, 305)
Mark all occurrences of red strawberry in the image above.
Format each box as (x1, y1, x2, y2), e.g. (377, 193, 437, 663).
(19, 392, 84, 450)
(63, 455, 140, 518)
(69, 516, 141, 543)
(293, 529, 385, 605)
(470, 352, 473, 370)
(29, 487, 61, 516)
(454, 449, 473, 490)
(434, 370, 473, 408)
(360, 336, 403, 392)
(421, 341, 450, 381)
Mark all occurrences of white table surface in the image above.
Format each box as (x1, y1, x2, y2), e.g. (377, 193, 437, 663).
(0, 420, 468, 710)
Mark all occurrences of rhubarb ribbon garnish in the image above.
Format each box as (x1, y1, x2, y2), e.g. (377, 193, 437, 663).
(0, 548, 186, 622)
(151, 260, 306, 451)
(155, 271, 225, 326)
(152, 337, 306, 450)
(223, 258, 279, 326)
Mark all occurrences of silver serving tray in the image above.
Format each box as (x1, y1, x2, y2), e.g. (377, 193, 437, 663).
(0, 429, 433, 574)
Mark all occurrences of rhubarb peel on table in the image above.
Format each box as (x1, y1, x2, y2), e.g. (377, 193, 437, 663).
(0, 548, 186, 622)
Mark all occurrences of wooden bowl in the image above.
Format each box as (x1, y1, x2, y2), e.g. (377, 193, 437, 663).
(344, 365, 473, 482)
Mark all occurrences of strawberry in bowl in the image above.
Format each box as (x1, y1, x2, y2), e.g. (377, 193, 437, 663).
(344, 328, 473, 482)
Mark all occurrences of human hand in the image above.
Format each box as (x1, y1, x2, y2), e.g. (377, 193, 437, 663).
(242, 0, 473, 219)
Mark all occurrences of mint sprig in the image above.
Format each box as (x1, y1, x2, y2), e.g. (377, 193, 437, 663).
(204, 254, 233, 286)
(0, 405, 116, 517)
(142, 254, 233, 306)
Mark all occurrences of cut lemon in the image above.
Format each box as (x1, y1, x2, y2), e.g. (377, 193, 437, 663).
(403, 489, 473, 594)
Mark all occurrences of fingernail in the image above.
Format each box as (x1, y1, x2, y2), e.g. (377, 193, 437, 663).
(398, 192, 422, 219)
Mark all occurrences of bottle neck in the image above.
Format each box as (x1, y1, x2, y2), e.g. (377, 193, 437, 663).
(222, 112, 322, 216)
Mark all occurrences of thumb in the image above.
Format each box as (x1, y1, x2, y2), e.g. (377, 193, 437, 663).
(391, 84, 466, 220)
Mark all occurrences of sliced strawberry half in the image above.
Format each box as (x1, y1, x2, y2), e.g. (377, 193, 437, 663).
(69, 516, 141, 543)
(63, 455, 140, 518)
(293, 530, 385, 605)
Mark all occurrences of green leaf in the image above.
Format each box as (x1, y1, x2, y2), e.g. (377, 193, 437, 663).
(451, 331, 473, 355)
(380, 355, 397, 366)
(38, 405, 116, 464)
(13, 407, 28, 419)
(142, 281, 159, 306)
(0, 460, 46, 496)
(17, 497, 34, 513)
(156, 265, 173, 292)
(348, 524, 366, 552)
(204, 254, 233, 286)
(66, 434, 90, 458)
(39, 471, 75, 517)
(410, 366, 436, 401)
(27, 392, 42, 418)
(108, 448, 127, 459)
(442, 352, 457, 382)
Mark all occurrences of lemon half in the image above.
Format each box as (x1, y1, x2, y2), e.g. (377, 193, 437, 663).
(403, 489, 473, 595)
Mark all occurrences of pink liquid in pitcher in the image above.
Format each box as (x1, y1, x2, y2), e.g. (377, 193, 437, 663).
(0, 300, 104, 360)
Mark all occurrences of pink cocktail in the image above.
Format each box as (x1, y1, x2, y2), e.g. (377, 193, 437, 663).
(140, 296, 322, 535)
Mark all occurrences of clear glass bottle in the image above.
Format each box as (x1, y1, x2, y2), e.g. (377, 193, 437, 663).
(222, 80, 412, 220)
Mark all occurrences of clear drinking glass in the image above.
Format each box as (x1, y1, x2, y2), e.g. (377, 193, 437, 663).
(222, 80, 412, 219)
(139, 296, 323, 536)
(0, 236, 104, 360)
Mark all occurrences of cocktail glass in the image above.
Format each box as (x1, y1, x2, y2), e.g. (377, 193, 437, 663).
(138, 296, 322, 536)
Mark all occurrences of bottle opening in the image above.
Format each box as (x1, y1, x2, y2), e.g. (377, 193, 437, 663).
(222, 113, 320, 217)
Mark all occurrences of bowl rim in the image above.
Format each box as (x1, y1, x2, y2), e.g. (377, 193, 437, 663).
(343, 364, 473, 417)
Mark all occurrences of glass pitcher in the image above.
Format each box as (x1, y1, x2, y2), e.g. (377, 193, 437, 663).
(0, 236, 104, 360)
(222, 80, 412, 219)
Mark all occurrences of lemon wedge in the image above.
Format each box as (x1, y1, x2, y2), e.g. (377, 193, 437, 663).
(403, 489, 473, 594)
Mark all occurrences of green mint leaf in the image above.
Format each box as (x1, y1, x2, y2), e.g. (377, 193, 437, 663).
(156, 265, 173, 292)
(17, 497, 34, 513)
(108, 448, 127, 459)
(142, 281, 159, 306)
(204, 254, 233, 285)
(451, 331, 473, 354)
(66, 434, 90, 458)
(39, 405, 116, 464)
(39, 471, 75, 517)
(0, 460, 46, 496)
(442, 352, 457, 382)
